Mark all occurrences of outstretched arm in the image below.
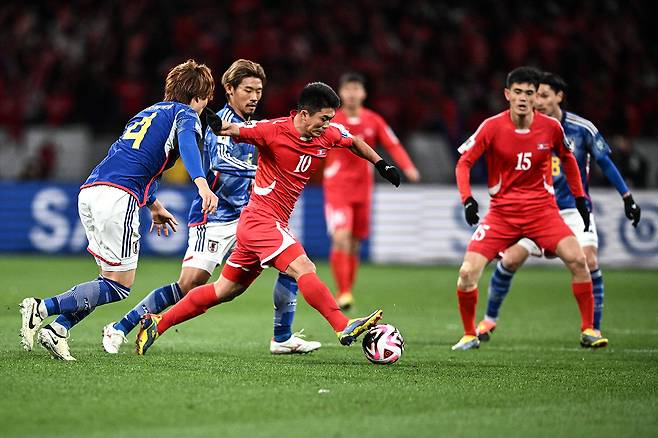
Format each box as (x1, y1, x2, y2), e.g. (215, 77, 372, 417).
(349, 136, 400, 187)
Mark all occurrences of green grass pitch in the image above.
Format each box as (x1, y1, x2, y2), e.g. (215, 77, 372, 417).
(1, 256, 657, 437)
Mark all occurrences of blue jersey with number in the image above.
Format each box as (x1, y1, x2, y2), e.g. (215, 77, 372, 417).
(188, 104, 257, 226)
(552, 111, 628, 210)
(82, 102, 202, 206)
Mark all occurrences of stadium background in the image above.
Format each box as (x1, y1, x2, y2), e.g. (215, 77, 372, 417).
(0, 0, 656, 266)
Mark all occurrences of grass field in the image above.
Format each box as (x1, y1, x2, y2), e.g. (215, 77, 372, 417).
(1, 255, 657, 438)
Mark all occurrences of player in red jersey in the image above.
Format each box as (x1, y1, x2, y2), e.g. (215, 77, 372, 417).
(324, 72, 420, 310)
(135, 82, 402, 354)
(452, 66, 607, 351)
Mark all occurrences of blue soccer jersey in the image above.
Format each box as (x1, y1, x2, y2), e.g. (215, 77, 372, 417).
(188, 104, 257, 226)
(552, 111, 629, 210)
(82, 102, 204, 206)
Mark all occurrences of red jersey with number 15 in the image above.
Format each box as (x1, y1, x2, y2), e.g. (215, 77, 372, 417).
(456, 110, 584, 211)
(235, 112, 353, 223)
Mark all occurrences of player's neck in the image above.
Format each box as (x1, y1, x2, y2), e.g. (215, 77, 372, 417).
(292, 113, 311, 137)
(228, 102, 247, 121)
(510, 110, 534, 130)
(342, 106, 361, 118)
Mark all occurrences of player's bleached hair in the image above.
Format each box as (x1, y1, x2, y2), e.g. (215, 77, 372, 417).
(339, 72, 366, 88)
(298, 82, 341, 115)
(506, 66, 542, 89)
(540, 72, 568, 95)
(164, 59, 215, 103)
(222, 59, 267, 91)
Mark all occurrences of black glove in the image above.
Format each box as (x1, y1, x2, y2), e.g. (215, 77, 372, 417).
(203, 107, 223, 135)
(575, 196, 590, 232)
(463, 196, 479, 226)
(623, 195, 641, 228)
(375, 159, 400, 187)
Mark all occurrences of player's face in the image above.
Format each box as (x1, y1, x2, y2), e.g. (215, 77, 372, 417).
(535, 84, 563, 119)
(301, 108, 336, 137)
(339, 82, 366, 110)
(189, 96, 209, 114)
(504, 83, 536, 117)
(227, 77, 263, 119)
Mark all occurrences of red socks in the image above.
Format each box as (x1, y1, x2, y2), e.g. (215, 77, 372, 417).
(298, 272, 349, 331)
(348, 254, 359, 290)
(457, 288, 478, 336)
(330, 250, 352, 297)
(158, 283, 219, 334)
(572, 281, 594, 331)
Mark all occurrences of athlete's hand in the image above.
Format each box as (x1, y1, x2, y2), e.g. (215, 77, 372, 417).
(463, 196, 479, 226)
(375, 159, 401, 187)
(199, 186, 219, 215)
(219, 122, 240, 137)
(575, 196, 590, 232)
(404, 167, 421, 183)
(203, 107, 223, 135)
(148, 201, 178, 237)
(623, 194, 641, 228)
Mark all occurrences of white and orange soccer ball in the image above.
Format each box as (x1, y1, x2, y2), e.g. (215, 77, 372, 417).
(361, 324, 404, 364)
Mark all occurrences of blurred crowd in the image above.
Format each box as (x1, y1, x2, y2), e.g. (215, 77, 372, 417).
(1, 0, 656, 147)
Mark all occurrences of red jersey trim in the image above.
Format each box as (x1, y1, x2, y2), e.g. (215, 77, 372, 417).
(87, 247, 122, 266)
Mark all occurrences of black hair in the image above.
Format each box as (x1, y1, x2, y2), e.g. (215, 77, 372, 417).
(506, 66, 542, 89)
(540, 71, 568, 94)
(297, 82, 341, 114)
(339, 72, 366, 88)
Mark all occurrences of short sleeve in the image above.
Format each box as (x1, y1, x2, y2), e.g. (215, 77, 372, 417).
(328, 123, 354, 148)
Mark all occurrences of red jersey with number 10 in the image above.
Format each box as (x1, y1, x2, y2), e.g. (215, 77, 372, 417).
(235, 113, 353, 223)
(456, 110, 584, 211)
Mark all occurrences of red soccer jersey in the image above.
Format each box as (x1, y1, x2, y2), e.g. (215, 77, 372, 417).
(323, 108, 414, 202)
(236, 113, 353, 223)
(456, 110, 584, 210)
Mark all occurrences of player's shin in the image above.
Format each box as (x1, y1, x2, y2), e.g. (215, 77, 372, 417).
(157, 283, 219, 334)
(485, 262, 515, 320)
(115, 283, 182, 335)
(457, 289, 478, 336)
(43, 277, 130, 316)
(297, 273, 349, 331)
(52, 308, 95, 333)
(572, 281, 595, 331)
(329, 250, 351, 297)
(273, 273, 298, 342)
(590, 269, 604, 331)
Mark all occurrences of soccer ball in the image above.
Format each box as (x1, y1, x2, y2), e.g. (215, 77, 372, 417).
(362, 324, 404, 364)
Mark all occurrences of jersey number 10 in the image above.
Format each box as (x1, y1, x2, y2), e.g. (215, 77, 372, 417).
(123, 113, 158, 149)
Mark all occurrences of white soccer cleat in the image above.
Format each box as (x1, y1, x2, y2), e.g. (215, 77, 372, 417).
(451, 335, 480, 351)
(19, 297, 44, 351)
(270, 330, 322, 354)
(37, 325, 76, 361)
(102, 322, 127, 354)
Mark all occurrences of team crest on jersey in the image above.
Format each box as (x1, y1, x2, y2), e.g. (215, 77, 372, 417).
(317, 148, 327, 157)
(208, 240, 219, 253)
(133, 241, 139, 255)
(537, 143, 549, 150)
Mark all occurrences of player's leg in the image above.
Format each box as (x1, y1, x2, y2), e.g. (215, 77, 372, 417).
(584, 246, 605, 332)
(452, 251, 488, 350)
(326, 202, 355, 309)
(477, 241, 533, 341)
(270, 272, 321, 354)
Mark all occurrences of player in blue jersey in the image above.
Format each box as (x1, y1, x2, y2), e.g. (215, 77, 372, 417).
(19, 59, 220, 360)
(476, 72, 642, 345)
(102, 59, 321, 355)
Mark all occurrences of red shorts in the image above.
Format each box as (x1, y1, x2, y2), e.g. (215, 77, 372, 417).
(324, 197, 371, 239)
(221, 208, 306, 286)
(467, 206, 574, 261)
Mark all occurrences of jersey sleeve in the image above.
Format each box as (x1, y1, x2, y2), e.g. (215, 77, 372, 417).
(205, 126, 257, 178)
(328, 123, 354, 148)
(587, 129, 630, 196)
(235, 120, 276, 152)
(455, 120, 492, 203)
(374, 115, 414, 170)
(175, 106, 203, 138)
(552, 122, 585, 198)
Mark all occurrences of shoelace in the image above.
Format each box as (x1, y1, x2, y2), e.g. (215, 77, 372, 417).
(291, 329, 306, 339)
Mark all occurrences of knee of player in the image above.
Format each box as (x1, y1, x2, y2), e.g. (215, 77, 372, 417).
(584, 251, 598, 271)
(178, 278, 207, 295)
(458, 264, 477, 287)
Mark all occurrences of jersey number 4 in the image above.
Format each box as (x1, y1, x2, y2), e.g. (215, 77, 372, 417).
(123, 113, 158, 149)
(515, 152, 532, 170)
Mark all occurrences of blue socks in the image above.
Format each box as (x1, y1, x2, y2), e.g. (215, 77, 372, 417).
(43, 277, 130, 316)
(591, 268, 604, 330)
(485, 261, 515, 320)
(273, 273, 298, 342)
(114, 283, 183, 335)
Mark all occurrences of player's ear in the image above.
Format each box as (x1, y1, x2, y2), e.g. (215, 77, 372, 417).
(504, 88, 511, 102)
(224, 84, 234, 96)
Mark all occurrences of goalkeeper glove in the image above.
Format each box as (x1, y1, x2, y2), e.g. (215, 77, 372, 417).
(575, 196, 590, 232)
(463, 196, 479, 226)
(375, 159, 401, 187)
(203, 107, 223, 135)
(623, 195, 641, 228)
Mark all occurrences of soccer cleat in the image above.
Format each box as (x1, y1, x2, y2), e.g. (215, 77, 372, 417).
(19, 297, 44, 351)
(37, 325, 76, 361)
(337, 293, 354, 311)
(580, 328, 609, 348)
(337, 309, 382, 346)
(451, 335, 480, 351)
(476, 319, 497, 342)
(102, 322, 127, 354)
(135, 313, 162, 355)
(270, 329, 322, 354)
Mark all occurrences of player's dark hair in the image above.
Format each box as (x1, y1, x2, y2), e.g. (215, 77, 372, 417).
(339, 72, 366, 88)
(164, 59, 215, 103)
(222, 59, 267, 90)
(297, 82, 341, 115)
(506, 66, 542, 89)
(540, 72, 568, 95)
